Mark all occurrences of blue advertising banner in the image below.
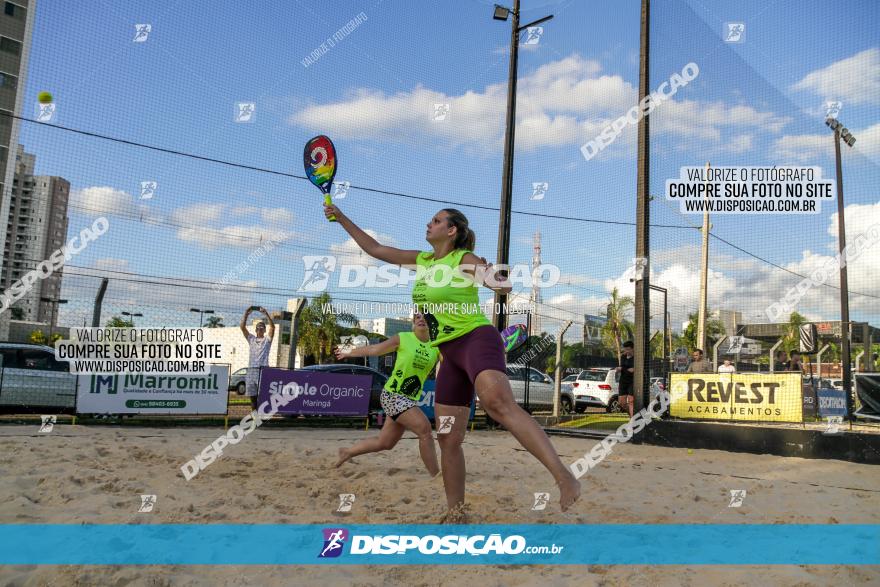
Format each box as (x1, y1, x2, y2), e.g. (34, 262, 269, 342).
(257, 368, 370, 416)
(817, 387, 848, 417)
(0, 524, 877, 565)
(416, 379, 476, 421)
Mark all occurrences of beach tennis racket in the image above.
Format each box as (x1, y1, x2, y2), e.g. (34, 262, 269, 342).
(501, 323, 528, 353)
(303, 135, 338, 222)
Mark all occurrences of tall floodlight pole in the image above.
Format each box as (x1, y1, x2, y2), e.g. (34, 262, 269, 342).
(826, 116, 856, 420)
(491, 2, 554, 332)
(633, 0, 651, 413)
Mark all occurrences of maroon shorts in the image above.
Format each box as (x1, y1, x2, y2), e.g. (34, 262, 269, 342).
(435, 325, 507, 407)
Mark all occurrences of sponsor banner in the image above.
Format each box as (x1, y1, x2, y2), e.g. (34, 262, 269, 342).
(0, 524, 877, 565)
(855, 373, 880, 421)
(416, 379, 476, 421)
(802, 381, 818, 420)
(258, 368, 370, 416)
(817, 387, 848, 417)
(76, 365, 229, 414)
(669, 373, 803, 422)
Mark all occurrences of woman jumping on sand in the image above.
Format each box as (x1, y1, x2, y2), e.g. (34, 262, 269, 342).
(333, 313, 440, 477)
(324, 203, 581, 517)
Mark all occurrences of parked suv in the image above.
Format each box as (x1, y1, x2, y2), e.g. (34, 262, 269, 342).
(503, 364, 555, 412)
(0, 343, 77, 412)
(559, 368, 620, 413)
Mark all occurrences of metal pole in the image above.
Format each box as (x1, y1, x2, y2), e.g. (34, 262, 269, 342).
(288, 298, 307, 369)
(817, 343, 830, 381)
(493, 0, 520, 333)
(553, 320, 573, 418)
(633, 0, 651, 414)
(713, 336, 728, 371)
(524, 311, 531, 412)
(833, 129, 853, 419)
(769, 338, 784, 373)
(92, 278, 108, 327)
(697, 161, 710, 353)
(633, 0, 651, 412)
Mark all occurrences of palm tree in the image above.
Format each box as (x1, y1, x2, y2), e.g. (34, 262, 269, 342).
(297, 293, 358, 364)
(783, 311, 807, 353)
(106, 316, 134, 328)
(601, 287, 634, 365)
(204, 316, 225, 328)
(681, 311, 726, 351)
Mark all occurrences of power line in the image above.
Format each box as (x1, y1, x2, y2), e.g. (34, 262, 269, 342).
(6, 113, 878, 299)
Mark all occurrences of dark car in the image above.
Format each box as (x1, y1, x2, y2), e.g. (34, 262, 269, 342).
(298, 364, 387, 413)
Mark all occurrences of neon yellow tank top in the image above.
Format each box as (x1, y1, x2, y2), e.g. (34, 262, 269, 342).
(384, 331, 440, 400)
(411, 249, 491, 346)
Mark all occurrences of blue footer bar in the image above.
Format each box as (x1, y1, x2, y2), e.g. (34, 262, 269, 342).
(0, 524, 877, 565)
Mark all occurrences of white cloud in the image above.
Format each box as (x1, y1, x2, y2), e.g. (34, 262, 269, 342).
(71, 186, 143, 217)
(329, 229, 398, 267)
(772, 121, 880, 164)
(171, 203, 225, 225)
(176, 224, 290, 250)
(791, 48, 880, 105)
(260, 207, 294, 224)
(165, 203, 294, 249)
(289, 54, 787, 155)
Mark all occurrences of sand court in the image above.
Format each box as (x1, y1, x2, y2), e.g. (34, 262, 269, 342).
(0, 425, 878, 585)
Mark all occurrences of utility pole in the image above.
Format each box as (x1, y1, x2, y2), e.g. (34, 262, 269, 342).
(491, 1, 553, 332)
(827, 116, 856, 419)
(697, 161, 711, 354)
(633, 0, 651, 414)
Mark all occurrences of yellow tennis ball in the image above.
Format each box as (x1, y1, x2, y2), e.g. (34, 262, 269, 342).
(37, 91, 53, 104)
(687, 449, 694, 454)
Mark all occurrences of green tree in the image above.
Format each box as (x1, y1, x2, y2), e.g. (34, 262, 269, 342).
(106, 316, 135, 328)
(298, 293, 358, 364)
(10, 307, 24, 320)
(681, 311, 726, 351)
(601, 287, 634, 364)
(783, 311, 807, 353)
(29, 330, 47, 344)
(204, 316, 225, 328)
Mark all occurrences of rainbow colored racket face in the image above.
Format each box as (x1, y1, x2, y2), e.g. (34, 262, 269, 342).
(303, 135, 337, 194)
(501, 323, 528, 353)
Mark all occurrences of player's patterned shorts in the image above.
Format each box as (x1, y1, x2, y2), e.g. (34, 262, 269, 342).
(380, 390, 419, 420)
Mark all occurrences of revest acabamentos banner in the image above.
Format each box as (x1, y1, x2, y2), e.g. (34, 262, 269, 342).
(669, 372, 803, 422)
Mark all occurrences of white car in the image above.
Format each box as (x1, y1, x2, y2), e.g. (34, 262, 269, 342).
(562, 368, 621, 413)
(0, 343, 77, 412)
(504, 364, 555, 412)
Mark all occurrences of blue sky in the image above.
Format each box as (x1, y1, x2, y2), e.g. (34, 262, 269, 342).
(19, 0, 880, 336)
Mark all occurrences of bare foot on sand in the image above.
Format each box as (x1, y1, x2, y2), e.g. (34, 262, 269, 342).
(335, 448, 351, 468)
(558, 476, 581, 511)
(440, 503, 469, 524)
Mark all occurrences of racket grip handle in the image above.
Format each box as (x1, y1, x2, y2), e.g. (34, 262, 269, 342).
(324, 194, 337, 222)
